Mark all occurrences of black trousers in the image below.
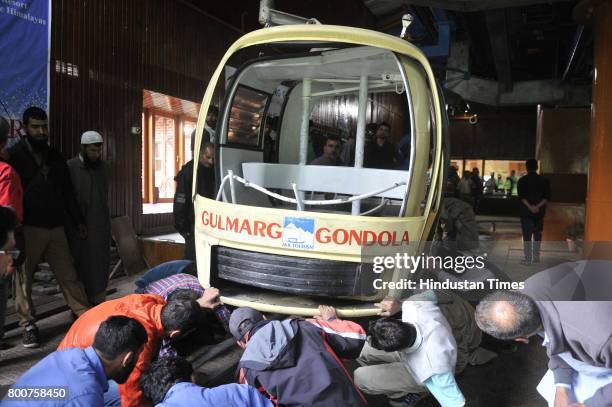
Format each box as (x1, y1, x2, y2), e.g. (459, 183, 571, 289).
(183, 233, 196, 261)
(521, 216, 543, 261)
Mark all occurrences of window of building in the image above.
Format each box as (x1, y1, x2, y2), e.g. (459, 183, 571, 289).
(450, 158, 530, 196)
(142, 90, 200, 212)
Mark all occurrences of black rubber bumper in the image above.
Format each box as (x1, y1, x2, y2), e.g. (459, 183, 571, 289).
(213, 246, 376, 297)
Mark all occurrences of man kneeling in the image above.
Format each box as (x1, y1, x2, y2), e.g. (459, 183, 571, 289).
(231, 305, 368, 406)
(140, 356, 272, 406)
(4, 316, 147, 406)
(355, 291, 488, 407)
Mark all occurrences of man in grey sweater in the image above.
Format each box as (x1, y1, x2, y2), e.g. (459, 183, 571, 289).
(475, 260, 612, 407)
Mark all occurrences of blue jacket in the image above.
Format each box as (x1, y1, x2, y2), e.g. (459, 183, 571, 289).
(2, 347, 108, 406)
(157, 382, 273, 407)
(238, 318, 367, 407)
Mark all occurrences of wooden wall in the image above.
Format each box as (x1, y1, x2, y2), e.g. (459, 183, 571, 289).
(49, 0, 378, 235)
(310, 93, 406, 143)
(50, 0, 240, 234)
(449, 104, 537, 160)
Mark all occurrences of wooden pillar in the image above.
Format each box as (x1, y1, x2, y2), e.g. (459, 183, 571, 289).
(584, 1, 612, 246)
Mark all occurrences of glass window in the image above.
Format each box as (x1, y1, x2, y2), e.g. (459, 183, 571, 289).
(183, 121, 196, 163)
(153, 115, 176, 201)
(227, 85, 270, 147)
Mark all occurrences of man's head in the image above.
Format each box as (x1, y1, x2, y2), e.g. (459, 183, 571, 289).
(229, 307, 264, 348)
(23, 107, 49, 151)
(0, 206, 18, 278)
(322, 135, 341, 160)
(511, 170, 516, 176)
(206, 106, 219, 129)
(463, 171, 470, 179)
(526, 159, 538, 173)
(472, 167, 479, 176)
(80, 130, 104, 165)
(92, 316, 148, 384)
(365, 123, 378, 140)
(166, 288, 201, 303)
(199, 142, 214, 168)
(367, 318, 417, 352)
(376, 122, 391, 145)
(0, 116, 10, 150)
(160, 299, 202, 341)
(475, 291, 542, 342)
(140, 356, 193, 405)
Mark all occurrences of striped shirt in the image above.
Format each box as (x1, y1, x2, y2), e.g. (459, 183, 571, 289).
(143, 273, 203, 300)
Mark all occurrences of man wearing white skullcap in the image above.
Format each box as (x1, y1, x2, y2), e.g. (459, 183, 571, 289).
(67, 130, 111, 304)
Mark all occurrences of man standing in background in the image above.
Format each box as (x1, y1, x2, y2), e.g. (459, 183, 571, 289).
(517, 158, 551, 265)
(7, 107, 90, 348)
(67, 131, 111, 305)
(174, 141, 215, 260)
(203, 106, 219, 144)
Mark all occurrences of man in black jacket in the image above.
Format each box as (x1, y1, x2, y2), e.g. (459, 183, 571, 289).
(173, 140, 215, 260)
(8, 107, 90, 348)
(364, 122, 400, 169)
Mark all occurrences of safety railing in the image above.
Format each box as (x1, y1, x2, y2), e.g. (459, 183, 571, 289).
(215, 170, 408, 216)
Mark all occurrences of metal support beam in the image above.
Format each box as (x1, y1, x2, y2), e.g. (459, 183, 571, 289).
(298, 78, 311, 165)
(352, 75, 369, 216)
(485, 9, 513, 93)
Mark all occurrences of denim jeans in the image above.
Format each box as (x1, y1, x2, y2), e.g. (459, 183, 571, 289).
(0, 277, 7, 340)
(521, 216, 544, 261)
(133, 260, 194, 292)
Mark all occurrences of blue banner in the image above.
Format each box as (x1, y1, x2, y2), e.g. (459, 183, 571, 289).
(0, 0, 50, 144)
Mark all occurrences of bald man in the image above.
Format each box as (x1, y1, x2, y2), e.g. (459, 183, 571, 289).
(475, 261, 612, 407)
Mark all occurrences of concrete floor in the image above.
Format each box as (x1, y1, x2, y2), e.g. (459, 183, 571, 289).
(0, 219, 579, 406)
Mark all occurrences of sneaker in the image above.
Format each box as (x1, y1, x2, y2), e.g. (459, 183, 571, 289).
(23, 325, 40, 348)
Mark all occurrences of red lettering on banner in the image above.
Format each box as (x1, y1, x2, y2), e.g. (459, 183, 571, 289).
(201, 210, 410, 246)
(226, 217, 238, 232)
(239, 219, 252, 235)
(349, 230, 362, 246)
(316, 227, 331, 243)
(379, 231, 392, 246)
(253, 221, 266, 237)
(267, 223, 281, 239)
(333, 229, 349, 245)
(363, 230, 378, 245)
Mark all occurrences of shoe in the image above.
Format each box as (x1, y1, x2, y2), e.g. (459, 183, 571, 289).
(23, 325, 40, 348)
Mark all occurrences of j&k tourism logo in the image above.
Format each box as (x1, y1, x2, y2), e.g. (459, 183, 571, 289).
(282, 217, 315, 250)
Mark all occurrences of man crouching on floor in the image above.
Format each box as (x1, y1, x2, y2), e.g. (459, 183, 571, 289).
(230, 305, 368, 406)
(355, 290, 495, 407)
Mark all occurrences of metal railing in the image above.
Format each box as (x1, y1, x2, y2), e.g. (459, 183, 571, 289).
(215, 170, 408, 216)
